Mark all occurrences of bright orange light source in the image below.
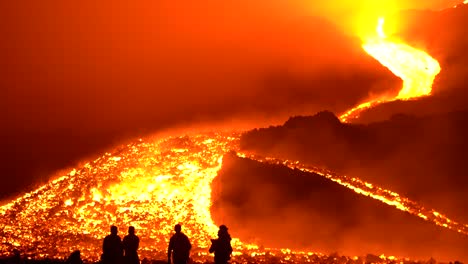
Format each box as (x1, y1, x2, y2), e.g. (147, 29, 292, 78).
(340, 18, 441, 122)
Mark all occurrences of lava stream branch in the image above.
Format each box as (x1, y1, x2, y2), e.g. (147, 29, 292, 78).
(238, 152, 468, 237)
(339, 18, 441, 123)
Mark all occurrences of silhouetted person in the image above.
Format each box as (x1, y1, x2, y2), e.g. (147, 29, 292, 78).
(168, 224, 191, 264)
(66, 250, 83, 264)
(102, 225, 123, 264)
(123, 226, 140, 264)
(209, 225, 232, 264)
(8, 249, 22, 264)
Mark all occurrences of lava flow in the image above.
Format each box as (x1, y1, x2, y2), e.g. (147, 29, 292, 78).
(0, 134, 241, 261)
(340, 18, 441, 123)
(1, 133, 467, 262)
(239, 152, 468, 237)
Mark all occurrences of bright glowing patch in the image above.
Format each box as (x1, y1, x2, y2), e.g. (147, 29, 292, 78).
(340, 18, 441, 122)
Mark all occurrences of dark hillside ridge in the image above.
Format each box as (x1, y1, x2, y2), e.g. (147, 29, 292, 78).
(240, 111, 468, 223)
(211, 154, 468, 261)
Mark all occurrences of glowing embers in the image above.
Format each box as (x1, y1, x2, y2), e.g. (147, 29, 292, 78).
(340, 18, 441, 123)
(0, 134, 240, 260)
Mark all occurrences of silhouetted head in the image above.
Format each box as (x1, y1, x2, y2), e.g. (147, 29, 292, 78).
(69, 250, 81, 260)
(110, 225, 118, 235)
(174, 224, 182, 233)
(128, 226, 135, 235)
(12, 249, 20, 258)
(218, 225, 230, 239)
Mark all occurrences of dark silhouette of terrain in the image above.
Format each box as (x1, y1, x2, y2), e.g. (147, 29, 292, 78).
(239, 111, 468, 224)
(0, 255, 463, 264)
(211, 153, 468, 261)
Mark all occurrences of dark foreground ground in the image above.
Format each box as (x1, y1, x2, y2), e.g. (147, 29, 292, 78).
(0, 253, 465, 264)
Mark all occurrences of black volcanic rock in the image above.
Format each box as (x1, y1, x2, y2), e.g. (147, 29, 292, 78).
(240, 111, 468, 224)
(211, 153, 468, 261)
(283, 111, 342, 129)
(241, 112, 366, 171)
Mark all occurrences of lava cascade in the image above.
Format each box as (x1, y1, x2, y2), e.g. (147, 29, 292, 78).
(340, 18, 441, 122)
(1, 134, 467, 262)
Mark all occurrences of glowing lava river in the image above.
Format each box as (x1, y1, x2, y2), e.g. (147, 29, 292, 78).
(0, 133, 467, 262)
(339, 18, 441, 123)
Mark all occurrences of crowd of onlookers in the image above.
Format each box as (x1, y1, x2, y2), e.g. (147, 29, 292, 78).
(0, 225, 465, 264)
(0, 224, 232, 264)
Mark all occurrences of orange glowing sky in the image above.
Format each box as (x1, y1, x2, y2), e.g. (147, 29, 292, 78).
(262, 0, 464, 37)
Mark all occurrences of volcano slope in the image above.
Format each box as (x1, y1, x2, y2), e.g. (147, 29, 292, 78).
(212, 153, 468, 261)
(240, 111, 468, 227)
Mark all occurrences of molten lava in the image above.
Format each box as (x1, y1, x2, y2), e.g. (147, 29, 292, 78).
(340, 18, 441, 122)
(0, 134, 241, 260)
(1, 134, 467, 262)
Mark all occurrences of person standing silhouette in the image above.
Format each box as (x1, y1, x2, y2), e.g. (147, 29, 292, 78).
(123, 226, 140, 264)
(209, 225, 232, 264)
(10, 249, 22, 264)
(168, 224, 192, 264)
(66, 250, 83, 264)
(102, 225, 123, 264)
